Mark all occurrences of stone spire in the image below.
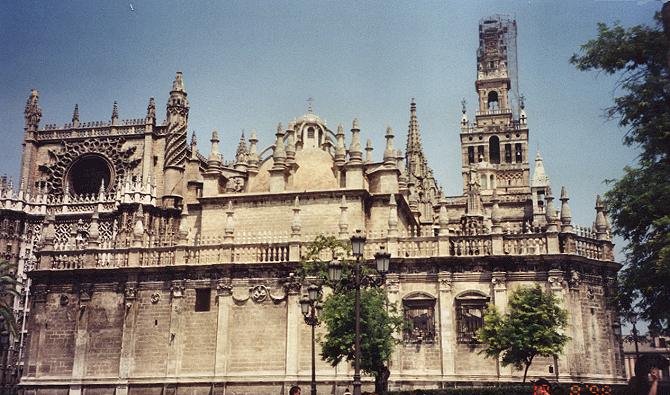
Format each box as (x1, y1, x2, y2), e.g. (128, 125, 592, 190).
(490, 189, 502, 234)
(406, 98, 427, 179)
(466, 168, 483, 216)
(208, 130, 222, 170)
(595, 195, 608, 240)
(438, 196, 449, 236)
(460, 98, 468, 126)
(190, 131, 198, 160)
(384, 126, 395, 166)
(235, 130, 248, 164)
(247, 129, 259, 169)
(146, 97, 156, 124)
(531, 151, 550, 188)
(291, 197, 301, 236)
(365, 139, 373, 163)
(111, 101, 119, 126)
(24, 89, 42, 131)
(388, 193, 399, 237)
(545, 186, 558, 232)
(164, 71, 190, 173)
(224, 201, 235, 239)
(272, 122, 286, 169)
(334, 124, 346, 166)
(559, 186, 573, 232)
(285, 122, 296, 164)
(72, 104, 80, 128)
(348, 118, 363, 163)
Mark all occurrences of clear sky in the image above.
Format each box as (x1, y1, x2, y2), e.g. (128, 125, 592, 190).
(0, 0, 660, 238)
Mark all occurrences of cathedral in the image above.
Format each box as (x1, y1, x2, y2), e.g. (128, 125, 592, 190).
(0, 15, 625, 395)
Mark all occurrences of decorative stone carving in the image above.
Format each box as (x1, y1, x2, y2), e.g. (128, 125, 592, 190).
(150, 292, 161, 304)
(59, 294, 69, 306)
(568, 270, 581, 290)
(32, 284, 48, 303)
(216, 279, 233, 297)
(491, 272, 507, 291)
(124, 283, 138, 301)
(547, 270, 565, 291)
(284, 273, 302, 295)
(385, 274, 400, 293)
(170, 280, 185, 298)
(40, 138, 140, 195)
(250, 285, 268, 303)
(438, 272, 452, 292)
(78, 283, 93, 302)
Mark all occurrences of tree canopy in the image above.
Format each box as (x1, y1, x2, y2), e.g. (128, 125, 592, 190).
(477, 285, 569, 383)
(570, 8, 670, 328)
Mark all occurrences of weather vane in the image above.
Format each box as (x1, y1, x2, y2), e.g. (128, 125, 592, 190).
(307, 97, 314, 114)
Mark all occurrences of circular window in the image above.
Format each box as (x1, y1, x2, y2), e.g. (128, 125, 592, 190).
(66, 155, 112, 195)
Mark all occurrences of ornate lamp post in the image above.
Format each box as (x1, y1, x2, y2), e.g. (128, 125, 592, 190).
(327, 231, 390, 395)
(627, 311, 640, 359)
(300, 284, 323, 395)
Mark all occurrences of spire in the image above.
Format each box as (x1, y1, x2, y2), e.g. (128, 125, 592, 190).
(208, 130, 222, 170)
(388, 193, 399, 237)
(406, 98, 426, 179)
(72, 104, 80, 127)
(164, 72, 189, 170)
(146, 97, 156, 123)
(490, 189, 502, 233)
(190, 131, 198, 160)
(383, 126, 395, 166)
(172, 71, 186, 92)
(595, 195, 608, 239)
(272, 122, 286, 168)
(235, 130, 248, 164)
(111, 101, 119, 125)
(460, 98, 468, 126)
(531, 151, 550, 188)
(248, 129, 259, 169)
(559, 186, 573, 232)
(335, 124, 346, 166)
(545, 186, 558, 232)
(285, 122, 296, 164)
(348, 118, 362, 162)
(24, 89, 42, 131)
(365, 139, 373, 163)
(291, 196, 301, 237)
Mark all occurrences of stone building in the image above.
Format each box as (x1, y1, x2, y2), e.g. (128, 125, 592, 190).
(0, 15, 625, 395)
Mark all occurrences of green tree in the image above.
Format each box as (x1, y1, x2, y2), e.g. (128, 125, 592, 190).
(299, 235, 403, 394)
(570, 9, 670, 328)
(0, 261, 19, 336)
(477, 285, 569, 383)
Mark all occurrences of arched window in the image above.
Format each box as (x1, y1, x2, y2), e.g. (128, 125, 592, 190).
(515, 143, 523, 163)
(487, 91, 499, 110)
(490, 174, 495, 189)
(480, 174, 487, 189)
(489, 136, 500, 164)
(467, 146, 475, 164)
(455, 291, 490, 344)
(403, 292, 436, 343)
(66, 154, 112, 195)
(307, 127, 315, 139)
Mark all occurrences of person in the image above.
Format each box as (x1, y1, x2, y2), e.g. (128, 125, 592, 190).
(534, 378, 551, 395)
(628, 355, 668, 395)
(289, 385, 301, 395)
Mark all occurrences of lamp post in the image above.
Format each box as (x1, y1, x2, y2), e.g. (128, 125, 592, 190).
(627, 311, 640, 360)
(300, 284, 322, 395)
(327, 231, 390, 395)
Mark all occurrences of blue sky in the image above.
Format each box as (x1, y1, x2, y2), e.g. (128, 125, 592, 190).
(0, 0, 660, 241)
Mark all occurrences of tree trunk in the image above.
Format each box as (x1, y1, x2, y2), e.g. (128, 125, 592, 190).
(522, 356, 534, 383)
(374, 366, 391, 394)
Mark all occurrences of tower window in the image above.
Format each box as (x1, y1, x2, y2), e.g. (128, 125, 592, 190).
(504, 144, 512, 163)
(307, 127, 315, 139)
(477, 146, 485, 162)
(489, 136, 500, 164)
(403, 293, 436, 343)
(487, 91, 499, 110)
(468, 146, 475, 164)
(515, 143, 523, 163)
(195, 288, 211, 312)
(456, 292, 490, 344)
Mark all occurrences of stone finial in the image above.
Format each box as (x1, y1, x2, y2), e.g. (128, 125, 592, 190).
(490, 189, 502, 232)
(335, 124, 346, 166)
(133, 205, 145, 238)
(559, 186, 573, 231)
(225, 201, 235, 236)
(545, 186, 558, 232)
(365, 139, 373, 163)
(190, 131, 198, 147)
(338, 195, 348, 236)
(72, 104, 80, 127)
(438, 199, 449, 236)
(172, 71, 186, 92)
(348, 118, 362, 162)
(111, 101, 119, 125)
(388, 193, 398, 236)
(383, 126, 395, 165)
(208, 130, 222, 169)
(272, 122, 286, 168)
(146, 97, 156, 122)
(461, 98, 468, 126)
(595, 195, 608, 239)
(24, 89, 42, 130)
(285, 124, 296, 163)
(178, 203, 190, 242)
(248, 129, 259, 168)
(236, 130, 249, 164)
(531, 151, 550, 188)
(291, 196, 301, 236)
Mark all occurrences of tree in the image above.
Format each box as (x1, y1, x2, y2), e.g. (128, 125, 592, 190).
(299, 235, 403, 394)
(0, 261, 19, 337)
(570, 8, 670, 329)
(477, 285, 569, 383)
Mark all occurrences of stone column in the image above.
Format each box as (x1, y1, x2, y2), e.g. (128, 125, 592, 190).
(284, 280, 302, 385)
(166, 280, 185, 377)
(566, 271, 585, 378)
(116, 280, 138, 395)
(385, 274, 401, 376)
(548, 270, 570, 381)
(214, 279, 233, 376)
(437, 272, 455, 380)
(491, 272, 508, 380)
(69, 285, 93, 395)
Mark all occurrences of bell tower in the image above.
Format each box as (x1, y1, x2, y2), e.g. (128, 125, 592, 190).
(460, 15, 529, 195)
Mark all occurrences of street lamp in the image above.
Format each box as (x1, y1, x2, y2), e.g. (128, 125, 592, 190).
(327, 230, 390, 395)
(300, 284, 322, 395)
(627, 311, 640, 360)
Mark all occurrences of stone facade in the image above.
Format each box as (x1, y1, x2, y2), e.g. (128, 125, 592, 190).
(0, 15, 625, 395)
